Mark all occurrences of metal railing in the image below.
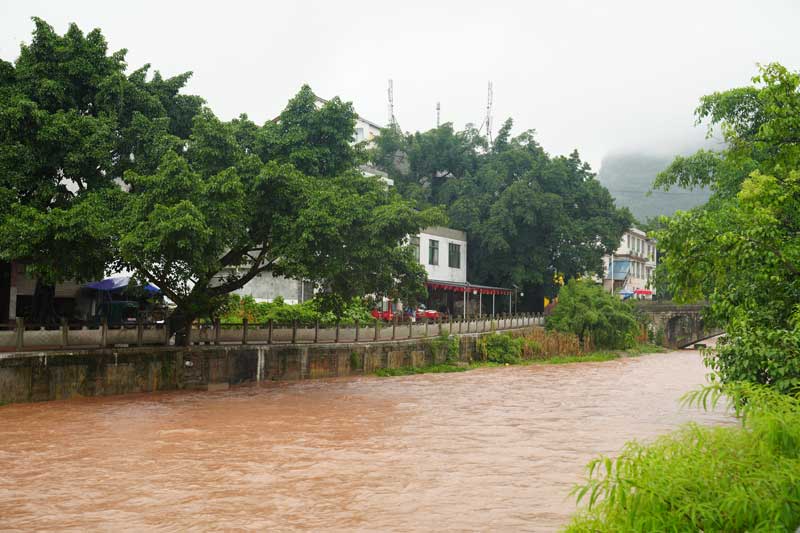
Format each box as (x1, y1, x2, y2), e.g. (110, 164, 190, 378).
(0, 313, 545, 353)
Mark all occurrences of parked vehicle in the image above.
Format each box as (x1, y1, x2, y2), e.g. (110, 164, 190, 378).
(371, 308, 396, 321)
(414, 305, 440, 322)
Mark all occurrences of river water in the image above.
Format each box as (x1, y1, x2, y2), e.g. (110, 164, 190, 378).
(0, 349, 730, 532)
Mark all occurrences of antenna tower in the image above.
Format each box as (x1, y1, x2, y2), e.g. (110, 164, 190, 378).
(436, 102, 441, 128)
(485, 81, 493, 144)
(387, 79, 400, 131)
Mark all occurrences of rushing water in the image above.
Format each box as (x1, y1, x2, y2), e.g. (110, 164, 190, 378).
(0, 349, 730, 532)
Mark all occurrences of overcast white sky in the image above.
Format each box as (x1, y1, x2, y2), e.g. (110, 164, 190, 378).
(2, 0, 799, 169)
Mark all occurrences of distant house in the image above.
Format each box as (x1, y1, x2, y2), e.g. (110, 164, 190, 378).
(412, 226, 512, 317)
(602, 227, 657, 299)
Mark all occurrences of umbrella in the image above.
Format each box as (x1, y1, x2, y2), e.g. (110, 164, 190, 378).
(83, 275, 160, 294)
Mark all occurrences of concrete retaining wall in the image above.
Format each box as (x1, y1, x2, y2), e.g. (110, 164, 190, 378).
(0, 327, 533, 405)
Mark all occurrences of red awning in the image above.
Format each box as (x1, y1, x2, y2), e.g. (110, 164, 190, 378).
(426, 281, 513, 296)
(634, 289, 653, 295)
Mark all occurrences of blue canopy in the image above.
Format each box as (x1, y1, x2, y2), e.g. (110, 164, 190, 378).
(83, 275, 160, 294)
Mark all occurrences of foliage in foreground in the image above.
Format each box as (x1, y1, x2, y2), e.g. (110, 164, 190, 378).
(654, 63, 800, 394)
(546, 279, 640, 349)
(565, 382, 800, 532)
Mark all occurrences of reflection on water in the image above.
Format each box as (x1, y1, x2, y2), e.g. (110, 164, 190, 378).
(0, 350, 730, 532)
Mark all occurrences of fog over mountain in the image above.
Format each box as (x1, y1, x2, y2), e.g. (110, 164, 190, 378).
(597, 147, 712, 223)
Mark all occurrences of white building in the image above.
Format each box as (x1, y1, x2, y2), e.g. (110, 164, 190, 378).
(412, 227, 467, 284)
(602, 227, 657, 299)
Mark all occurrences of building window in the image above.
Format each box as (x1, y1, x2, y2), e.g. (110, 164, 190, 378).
(448, 243, 461, 268)
(429, 239, 439, 265)
(410, 236, 420, 262)
(355, 127, 364, 141)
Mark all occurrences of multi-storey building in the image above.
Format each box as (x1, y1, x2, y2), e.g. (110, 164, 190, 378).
(602, 227, 657, 299)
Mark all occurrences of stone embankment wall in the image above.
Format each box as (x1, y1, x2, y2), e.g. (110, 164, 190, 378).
(0, 327, 535, 405)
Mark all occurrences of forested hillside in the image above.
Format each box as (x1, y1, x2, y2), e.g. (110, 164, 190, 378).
(597, 152, 711, 222)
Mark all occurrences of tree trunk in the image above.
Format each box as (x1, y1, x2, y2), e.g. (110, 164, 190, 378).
(32, 279, 58, 326)
(168, 310, 195, 347)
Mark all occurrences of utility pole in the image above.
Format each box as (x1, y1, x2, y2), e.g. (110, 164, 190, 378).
(436, 101, 441, 128)
(609, 254, 614, 294)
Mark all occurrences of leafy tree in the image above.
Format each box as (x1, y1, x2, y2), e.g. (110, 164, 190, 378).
(655, 63, 800, 393)
(372, 123, 633, 306)
(546, 279, 639, 349)
(0, 18, 202, 323)
(116, 88, 441, 342)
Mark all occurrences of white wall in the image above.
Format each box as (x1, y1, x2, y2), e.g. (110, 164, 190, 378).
(418, 229, 467, 283)
(354, 117, 382, 143)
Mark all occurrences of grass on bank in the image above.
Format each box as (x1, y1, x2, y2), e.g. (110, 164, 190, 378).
(564, 382, 800, 532)
(373, 342, 667, 378)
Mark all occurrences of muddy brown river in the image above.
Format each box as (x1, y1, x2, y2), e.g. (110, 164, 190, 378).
(0, 349, 730, 532)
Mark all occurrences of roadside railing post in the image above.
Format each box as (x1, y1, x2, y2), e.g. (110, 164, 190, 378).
(458, 318, 462, 334)
(448, 316, 452, 334)
(355, 320, 360, 342)
(163, 320, 170, 346)
(242, 318, 249, 345)
(291, 319, 298, 344)
(268, 319, 274, 344)
(15, 317, 23, 351)
(408, 320, 413, 339)
(391, 317, 396, 340)
(374, 319, 380, 341)
(61, 317, 69, 349)
(100, 317, 108, 348)
(438, 316, 442, 336)
(335, 320, 340, 343)
(213, 318, 220, 345)
(313, 320, 318, 343)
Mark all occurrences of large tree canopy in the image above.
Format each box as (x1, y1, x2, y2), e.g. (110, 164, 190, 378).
(0, 19, 440, 335)
(0, 18, 203, 321)
(655, 63, 800, 393)
(371, 119, 633, 306)
(116, 87, 440, 339)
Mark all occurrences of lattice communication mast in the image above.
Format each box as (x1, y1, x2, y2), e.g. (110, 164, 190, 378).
(387, 79, 401, 131)
(485, 81, 493, 144)
(477, 81, 494, 144)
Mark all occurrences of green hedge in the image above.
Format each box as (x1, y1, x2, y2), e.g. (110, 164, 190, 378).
(217, 294, 372, 326)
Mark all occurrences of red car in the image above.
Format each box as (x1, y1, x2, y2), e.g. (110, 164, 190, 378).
(414, 306, 440, 322)
(371, 308, 396, 321)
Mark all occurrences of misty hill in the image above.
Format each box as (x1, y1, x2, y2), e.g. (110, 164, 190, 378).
(597, 152, 711, 223)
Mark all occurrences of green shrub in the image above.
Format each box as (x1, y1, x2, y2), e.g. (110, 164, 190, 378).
(217, 294, 371, 326)
(349, 351, 362, 371)
(522, 338, 542, 357)
(478, 333, 523, 364)
(428, 333, 460, 363)
(546, 279, 640, 350)
(565, 382, 800, 532)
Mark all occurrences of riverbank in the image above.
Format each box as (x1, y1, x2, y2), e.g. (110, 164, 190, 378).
(0, 326, 540, 405)
(374, 343, 668, 377)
